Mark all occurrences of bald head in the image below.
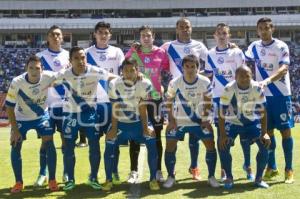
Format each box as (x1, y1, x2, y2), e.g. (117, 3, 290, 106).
(235, 65, 252, 89)
(236, 65, 252, 77)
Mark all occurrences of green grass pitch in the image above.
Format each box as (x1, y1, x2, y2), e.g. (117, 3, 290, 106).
(0, 125, 299, 199)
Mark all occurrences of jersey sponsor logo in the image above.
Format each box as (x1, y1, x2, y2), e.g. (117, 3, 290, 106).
(262, 63, 274, 71)
(107, 56, 117, 61)
(183, 47, 190, 54)
(260, 48, 266, 56)
(217, 57, 224, 64)
(99, 54, 106, 61)
(144, 57, 151, 63)
(268, 53, 276, 57)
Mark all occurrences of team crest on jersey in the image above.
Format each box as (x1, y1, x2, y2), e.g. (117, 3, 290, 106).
(32, 88, 40, 95)
(183, 47, 190, 54)
(53, 58, 61, 67)
(99, 54, 106, 61)
(217, 57, 224, 64)
(144, 57, 151, 63)
(280, 113, 287, 121)
(260, 49, 266, 56)
(241, 95, 248, 103)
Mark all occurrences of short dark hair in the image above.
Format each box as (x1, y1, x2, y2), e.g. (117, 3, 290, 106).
(69, 46, 84, 59)
(176, 17, 191, 27)
(120, 58, 138, 70)
(215, 23, 230, 32)
(235, 65, 252, 76)
(94, 21, 112, 33)
(47, 25, 62, 35)
(139, 25, 154, 34)
(257, 17, 273, 27)
(25, 55, 42, 69)
(182, 54, 199, 68)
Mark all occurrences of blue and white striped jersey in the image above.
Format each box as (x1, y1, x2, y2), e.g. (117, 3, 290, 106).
(109, 77, 152, 123)
(205, 46, 245, 98)
(162, 40, 208, 79)
(36, 48, 69, 108)
(166, 74, 212, 127)
(245, 39, 291, 96)
(85, 45, 124, 103)
(5, 71, 56, 121)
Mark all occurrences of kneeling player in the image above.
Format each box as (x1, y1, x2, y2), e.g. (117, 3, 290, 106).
(218, 65, 271, 189)
(6, 55, 59, 193)
(103, 58, 159, 191)
(163, 55, 220, 188)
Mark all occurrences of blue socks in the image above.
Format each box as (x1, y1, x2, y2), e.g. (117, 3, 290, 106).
(11, 142, 23, 183)
(104, 140, 116, 181)
(44, 140, 57, 181)
(206, 150, 217, 178)
(240, 138, 251, 168)
(282, 137, 293, 171)
(165, 151, 176, 178)
(189, 134, 199, 169)
(267, 136, 277, 170)
(39, 146, 47, 176)
(64, 139, 76, 181)
(88, 138, 100, 180)
(255, 140, 269, 180)
(113, 147, 120, 175)
(219, 145, 233, 179)
(145, 138, 158, 181)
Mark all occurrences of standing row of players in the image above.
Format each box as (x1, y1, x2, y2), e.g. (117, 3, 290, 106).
(5, 17, 294, 193)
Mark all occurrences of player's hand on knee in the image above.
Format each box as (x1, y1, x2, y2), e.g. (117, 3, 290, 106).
(200, 121, 213, 132)
(260, 134, 271, 148)
(10, 129, 22, 147)
(144, 127, 155, 138)
(166, 119, 177, 133)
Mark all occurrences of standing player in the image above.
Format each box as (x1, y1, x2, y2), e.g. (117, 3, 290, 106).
(6, 55, 59, 193)
(85, 21, 124, 184)
(161, 17, 208, 180)
(35, 25, 69, 185)
(245, 17, 294, 183)
(125, 25, 169, 183)
(204, 23, 254, 181)
(218, 65, 270, 188)
(103, 58, 159, 191)
(163, 55, 219, 188)
(55, 47, 117, 191)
